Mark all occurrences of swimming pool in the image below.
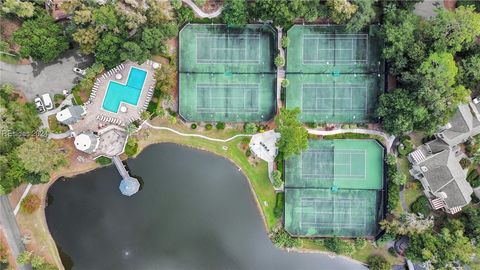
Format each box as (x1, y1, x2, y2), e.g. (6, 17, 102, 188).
(102, 67, 148, 113)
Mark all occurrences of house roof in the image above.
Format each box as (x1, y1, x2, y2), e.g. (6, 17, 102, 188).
(438, 102, 480, 146)
(56, 106, 85, 125)
(74, 131, 99, 154)
(417, 149, 472, 209)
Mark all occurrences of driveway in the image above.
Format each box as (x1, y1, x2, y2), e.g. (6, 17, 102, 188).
(0, 49, 93, 101)
(414, 0, 443, 18)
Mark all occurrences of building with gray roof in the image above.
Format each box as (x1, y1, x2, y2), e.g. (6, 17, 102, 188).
(56, 105, 86, 126)
(408, 99, 480, 214)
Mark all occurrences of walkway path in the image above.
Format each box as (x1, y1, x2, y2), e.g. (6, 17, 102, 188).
(112, 156, 129, 179)
(143, 122, 252, 142)
(0, 195, 31, 270)
(306, 128, 395, 153)
(182, 0, 223, 18)
(399, 186, 408, 212)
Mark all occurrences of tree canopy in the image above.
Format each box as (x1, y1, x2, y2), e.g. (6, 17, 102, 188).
(275, 108, 308, 159)
(222, 0, 248, 26)
(13, 14, 69, 62)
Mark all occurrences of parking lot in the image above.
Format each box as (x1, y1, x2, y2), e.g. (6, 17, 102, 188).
(0, 49, 93, 101)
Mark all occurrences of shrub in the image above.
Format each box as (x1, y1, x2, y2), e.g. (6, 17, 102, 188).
(391, 171, 407, 186)
(460, 158, 472, 169)
(387, 183, 400, 212)
(354, 238, 367, 250)
(125, 137, 138, 157)
(410, 196, 430, 216)
(376, 233, 395, 248)
(323, 237, 355, 255)
(96, 156, 112, 166)
(273, 192, 285, 218)
(191, 123, 197, 129)
(271, 170, 283, 188)
(467, 169, 480, 188)
(16, 251, 32, 265)
(245, 148, 252, 157)
(270, 226, 300, 248)
(20, 194, 41, 214)
(281, 36, 290, 48)
(274, 55, 285, 67)
(244, 123, 258, 134)
(205, 123, 213, 130)
(367, 254, 391, 270)
(216, 122, 225, 130)
(281, 79, 290, 88)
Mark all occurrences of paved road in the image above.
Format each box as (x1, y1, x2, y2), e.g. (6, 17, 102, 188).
(0, 195, 31, 270)
(0, 49, 93, 101)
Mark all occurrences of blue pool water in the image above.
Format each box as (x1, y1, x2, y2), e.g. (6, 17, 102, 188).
(102, 67, 148, 113)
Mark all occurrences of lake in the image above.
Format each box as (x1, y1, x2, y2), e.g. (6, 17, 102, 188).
(46, 143, 367, 270)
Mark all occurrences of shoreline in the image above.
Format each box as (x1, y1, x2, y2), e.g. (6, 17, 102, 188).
(35, 126, 368, 269)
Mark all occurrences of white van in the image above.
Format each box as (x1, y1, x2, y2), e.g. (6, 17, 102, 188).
(41, 93, 54, 110)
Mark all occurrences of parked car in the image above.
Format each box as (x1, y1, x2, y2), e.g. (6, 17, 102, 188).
(73, 67, 86, 76)
(41, 93, 54, 110)
(34, 97, 45, 113)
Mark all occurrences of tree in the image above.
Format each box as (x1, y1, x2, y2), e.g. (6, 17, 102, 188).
(406, 228, 475, 268)
(244, 123, 258, 134)
(275, 108, 308, 159)
(345, 0, 375, 32)
(92, 5, 120, 31)
(415, 52, 469, 134)
(13, 15, 69, 62)
(146, 0, 173, 24)
(1, 0, 34, 18)
(382, 4, 425, 75)
(376, 89, 418, 135)
(141, 28, 168, 55)
(391, 171, 406, 185)
(73, 8, 93, 25)
(326, 0, 358, 24)
(120, 42, 149, 64)
(16, 139, 66, 176)
(410, 196, 430, 216)
(175, 6, 194, 24)
(274, 55, 285, 67)
(125, 137, 138, 157)
(154, 64, 175, 96)
(281, 36, 290, 48)
(458, 54, 480, 92)
(367, 255, 391, 270)
(426, 6, 480, 53)
(281, 79, 289, 88)
(72, 27, 99, 54)
(270, 226, 300, 248)
(248, 0, 296, 27)
(222, 0, 248, 26)
(380, 213, 433, 236)
(95, 33, 123, 68)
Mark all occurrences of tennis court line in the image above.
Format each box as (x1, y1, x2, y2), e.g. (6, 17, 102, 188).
(299, 197, 367, 230)
(195, 32, 262, 64)
(196, 83, 260, 113)
(300, 149, 366, 180)
(302, 33, 368, 65)
(301, 83, 368, 113)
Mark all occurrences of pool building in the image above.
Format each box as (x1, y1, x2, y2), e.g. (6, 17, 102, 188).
(57, 60, 160, 158)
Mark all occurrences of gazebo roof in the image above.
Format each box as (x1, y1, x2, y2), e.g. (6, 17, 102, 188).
(119, 177, 140, 196)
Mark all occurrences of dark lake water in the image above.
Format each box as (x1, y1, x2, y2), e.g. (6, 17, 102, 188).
(46, 143, 367, 270)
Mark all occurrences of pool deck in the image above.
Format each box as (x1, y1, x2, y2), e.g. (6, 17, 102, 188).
(71, 61, 157, 135)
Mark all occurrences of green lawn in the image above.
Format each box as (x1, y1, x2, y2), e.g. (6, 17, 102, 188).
(398, 156, 423, 210)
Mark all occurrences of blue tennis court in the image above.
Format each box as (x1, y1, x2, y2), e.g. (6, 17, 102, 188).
(102, 67, 148, 113)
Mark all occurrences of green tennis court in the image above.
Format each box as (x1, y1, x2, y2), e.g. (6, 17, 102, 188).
(286, 25, 384, 74)
(285, 25, 384, 123)
(179, 24, 276, 122)
(285, 188, 383, 237)
(286, 73, 382, 123)
(285, 139, 383, 190)
(284, 139, 384, 237)
(179, 73, 276, 122)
